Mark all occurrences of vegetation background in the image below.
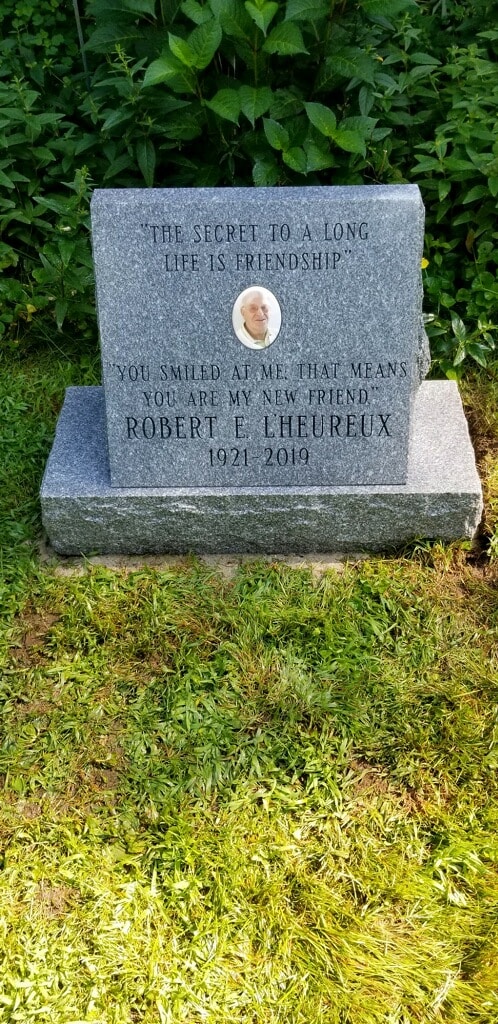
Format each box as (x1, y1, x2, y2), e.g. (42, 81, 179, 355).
(0, 0, 497, 373)
(0, 1, 497, 1022)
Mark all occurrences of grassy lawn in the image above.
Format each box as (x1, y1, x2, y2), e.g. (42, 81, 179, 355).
(0, 347, 497, 1023)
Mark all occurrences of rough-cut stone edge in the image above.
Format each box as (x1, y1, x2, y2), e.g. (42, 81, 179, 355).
(40, 381, 483, 555)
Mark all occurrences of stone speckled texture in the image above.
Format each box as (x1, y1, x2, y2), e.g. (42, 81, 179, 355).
(91, 185, 427, 489)
(40, 383, 482, 555)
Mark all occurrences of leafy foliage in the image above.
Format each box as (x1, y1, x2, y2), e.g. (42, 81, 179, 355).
(0, 1, 95, 345)
(411, 38, 498, 375)
(0, 0, 497, 371)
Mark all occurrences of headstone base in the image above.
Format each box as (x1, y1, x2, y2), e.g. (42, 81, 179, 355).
(41, 382, 482, 555)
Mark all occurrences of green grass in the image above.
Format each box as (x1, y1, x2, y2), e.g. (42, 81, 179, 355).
(0, 350, 497, 1023)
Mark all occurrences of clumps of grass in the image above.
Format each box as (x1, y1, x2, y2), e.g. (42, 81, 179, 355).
(461, 371, 498, 562)
(0, 558, 497, 1022)
(0, 348, 100, 551)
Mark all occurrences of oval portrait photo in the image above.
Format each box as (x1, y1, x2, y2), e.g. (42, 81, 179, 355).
(232, 286, 281, 350)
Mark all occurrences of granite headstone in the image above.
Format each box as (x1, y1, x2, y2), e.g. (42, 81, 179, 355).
(91, 185, 429, 489)
(40, 184, 482, 555)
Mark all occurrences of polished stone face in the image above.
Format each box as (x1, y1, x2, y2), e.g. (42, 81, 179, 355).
(90, 185, 429, 489)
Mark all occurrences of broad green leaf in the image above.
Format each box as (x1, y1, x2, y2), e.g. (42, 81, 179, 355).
(452, 210, 475, 226)
(328, 47, 376, 84)
(451, 314, 466, 341)
(0, 243, 18, 269)
(371, 127, 391, 141)
(409, 65, 439, 81)
(411, 52, 441, 65)
(263, 22, 308, 55)
(8, 170, 30, 183)
(33, 195, 72, 215)
(239, 85, 273, 125)
(209, 0, 252, 38)
(6, 87, 37, 109)
(412, 157, 440, 172)
(359, 86, 374, 116)
(303, 137, 335, 172)
(85, 24, 143, 54)
(384, 110, 414, 127)
(0, 107, 31, 123)
(143, 54, 196, 93)
(263, 117, 289, 151)
(462, 185, 489, 204)
(181, 0, 213, 23)
(74, 134, 100, 156)
(136, 138, 155, 186)
(101, 109, 133, 132)
(30, 112, 64, 125)
(463, 127, 495, 145)
(168, 32, 196, 67)
(57, 240, 77, 267)
(285, 0, 328, 20)
(315, 62, 343, 92)
(467, 342, 490, 367)
(478, 271, 498, 290)
(252, 157, 280, 186)
(187, 20, 223, 69)
(206, 89, 241, 124)
(304, 102, 336, 138)
(333, 127, 366, 156)
(488, 175, 498, 197)
(283, 146, 307, 173)
(34, 258, 56, 282)
(340, 115, 376, 133)
(452, 344, 466, 367)
(374, 71, 400, 88)
(162, 115, 202, 141)
(0, 169, 14, 188)
(55, 298, 68, 331)
(444, 157, 475, 172)
(245, 0, 278, 34)
(103, 154, 135, 180)
(444, 367, 460, 382)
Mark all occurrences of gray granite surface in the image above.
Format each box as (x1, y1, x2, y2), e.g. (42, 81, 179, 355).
(91, 185, 426, 489)
(40, 382, 482, 555)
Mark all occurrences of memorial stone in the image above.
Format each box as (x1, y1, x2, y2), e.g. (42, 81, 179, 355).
(91, 185, 427, 489)
(40, 184, 483, 555)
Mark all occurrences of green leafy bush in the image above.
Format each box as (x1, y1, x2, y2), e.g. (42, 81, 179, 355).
(0, 0, 496, 372)
(412, 36, 498, 375)
(0, 1, 95, 344)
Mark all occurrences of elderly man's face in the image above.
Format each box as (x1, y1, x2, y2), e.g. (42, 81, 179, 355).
(241, 292, 269, 340)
